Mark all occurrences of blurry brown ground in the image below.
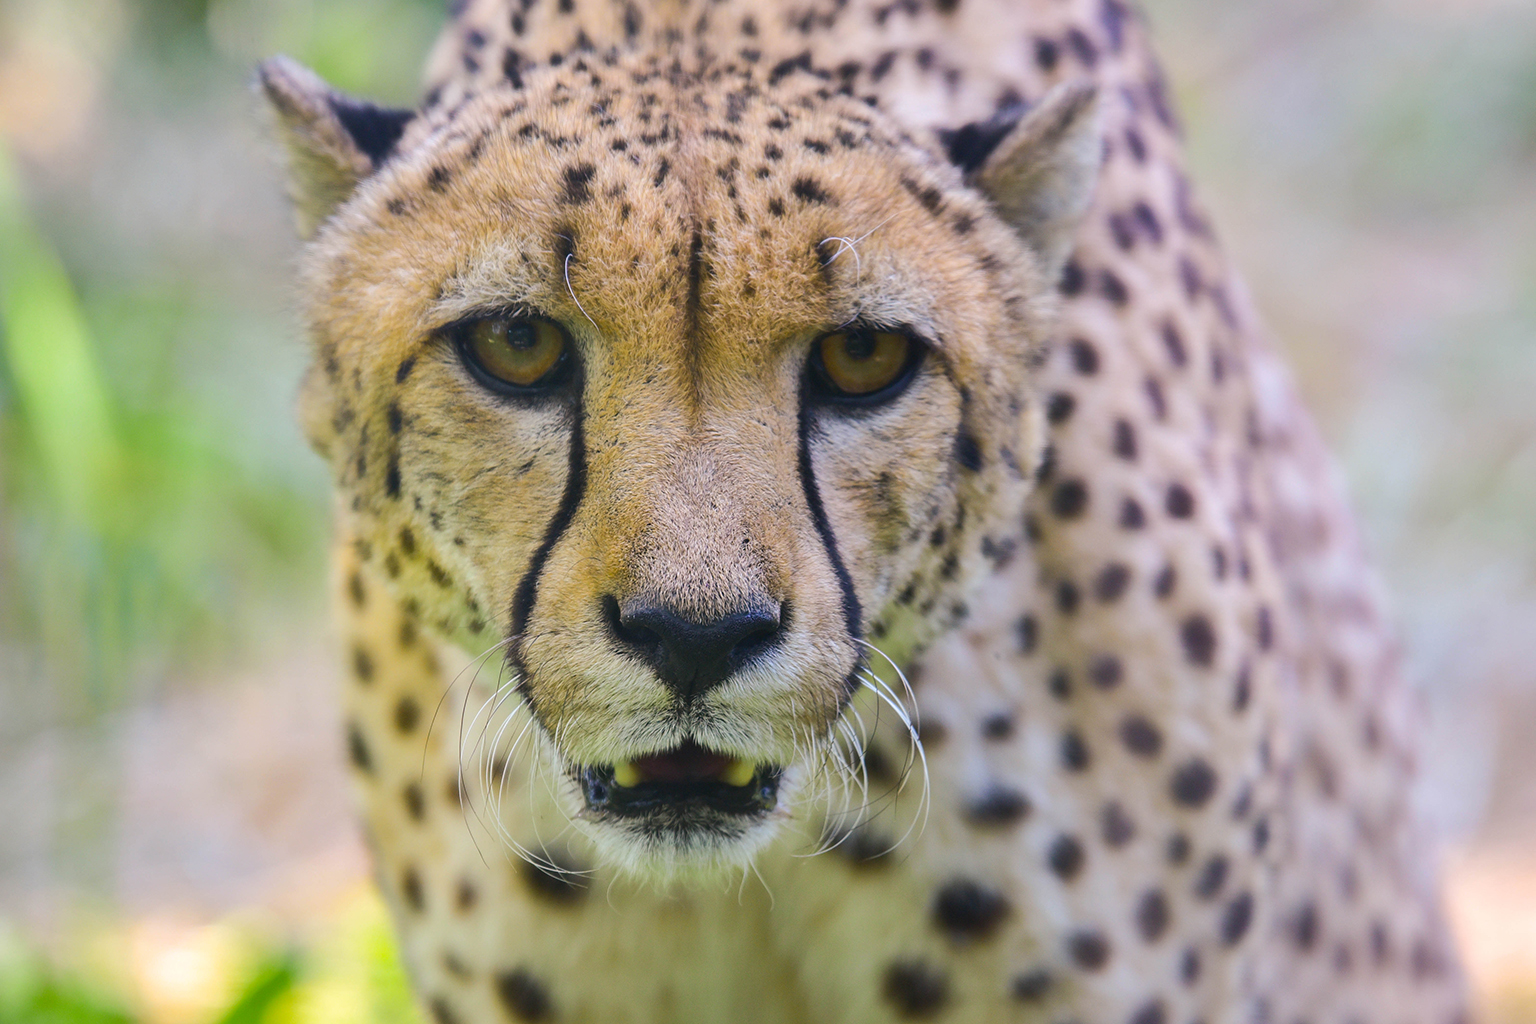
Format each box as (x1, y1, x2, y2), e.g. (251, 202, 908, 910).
(0, 0, 1532, 1020)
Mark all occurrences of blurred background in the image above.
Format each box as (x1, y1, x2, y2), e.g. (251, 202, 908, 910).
(0, 0, 1531, 1020)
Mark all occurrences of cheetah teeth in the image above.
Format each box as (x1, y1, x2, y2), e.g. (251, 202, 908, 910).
(609, 758, 757, 788)
(720, 758, 757, 788)
(613, 762, 643, 788)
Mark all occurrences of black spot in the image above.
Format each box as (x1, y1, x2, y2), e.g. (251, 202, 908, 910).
(1112, 419, 1137, 460)
(1166, 833, 1191, 865)
(520, 855, 588, 905)
(1046, 391, 1076, 424)
(1061, 731, 1090, 771)
(1180, 947, 1201, 985)
(1051, 479, 1089, 518)
(1068, 930, 1110, 971)
(1179, 614, 1216, 667)
(1059, 259, 1085, 295)
(954, 432, 983, 471)
(1165, 483, 1195, 518)
(396, 356, 416, 383)
(395, 695, 420, 733)
(1066, 26, 1098, 65)
(429, 997, 458, 1024)
(1048, 835, 1085, 880)
(1153, 564, 1176, 598)
(981, 713, 1014, 741)
(1033, 36, 1060, 71)
(427, 165, 452, 192)
(966, 785, 1031, 826)
(1188, 855, 1234, 908)
(1015, 614, 1038, 654)
(1069, 338, 1099, 374)
(455, 878, 476, 911)
(495, 969, 554, 1021)
(1119, 497, 1146, 529)
(933, 879, 1010, 941)
(1233, 665, 1251, 713)
(385, 457, 401, 499)
(1144, 377, 1167, 419)
(561, 163, 596, 204)
(1101, 801, 1136, 847)
(1088, 654, 1122, 689)
(403, 782, 425, 821)
(652, 157, 670, 187)
(768, 51, 812, 87)
(1221, 892, 1254, 946)
(1129, 1000, 1166, 1024)
(352, 644, 374, 683)
(1171, 758, 1218, 808)
(1049, 667, 1072, 700)
(1256, 606, 1274, 651)
(1109, 212, 1135, 251)
(1056, 579, 1081, 615)
(1120, 715, 1162, 757)
(1099, 269, 1129, 305)
(401, 866, 424, 911)
(1291, 902, 1320, 952)
(883, 960, 949, 1018)
(791, 176, 831, 204)
(1095, 563, 1130, 602)
(900, 176, 945, 214)
(346, 722, 372, 772)
(1011, 969, 1052, 1002)
(1133, 200, 1163, 244)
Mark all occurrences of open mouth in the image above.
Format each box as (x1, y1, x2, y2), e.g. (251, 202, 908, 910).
(579, 740, 783, 818)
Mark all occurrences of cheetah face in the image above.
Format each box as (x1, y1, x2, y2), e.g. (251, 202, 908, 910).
(264, 55, 1099, 873)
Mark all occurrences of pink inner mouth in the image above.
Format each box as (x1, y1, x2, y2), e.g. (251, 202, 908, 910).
(631, 740, 734, 783)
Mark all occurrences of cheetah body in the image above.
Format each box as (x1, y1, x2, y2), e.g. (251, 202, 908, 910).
(260, 1, 1469, 1021)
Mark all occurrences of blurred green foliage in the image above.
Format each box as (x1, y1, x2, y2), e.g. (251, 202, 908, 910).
(0, 0, 445, 716)
(0, 892, 422, 1024)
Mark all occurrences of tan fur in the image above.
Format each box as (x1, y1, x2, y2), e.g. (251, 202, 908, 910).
(264, 0, 1469, 1021)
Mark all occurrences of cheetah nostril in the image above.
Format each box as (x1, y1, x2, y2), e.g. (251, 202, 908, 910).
(602, 595, 783, 702)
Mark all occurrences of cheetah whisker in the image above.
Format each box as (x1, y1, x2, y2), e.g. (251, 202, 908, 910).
(422, 633, 514, 782)
(562, 248, 601, 333)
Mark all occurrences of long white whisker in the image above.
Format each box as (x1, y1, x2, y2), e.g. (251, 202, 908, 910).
(564, 250, 600, 332)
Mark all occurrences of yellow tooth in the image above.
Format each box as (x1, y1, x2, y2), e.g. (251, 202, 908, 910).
(722, 758, 756, 788)
(613, 762, 642, 788)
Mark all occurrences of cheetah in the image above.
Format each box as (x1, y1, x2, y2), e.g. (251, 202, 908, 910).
(259, 0, 1471, 1021)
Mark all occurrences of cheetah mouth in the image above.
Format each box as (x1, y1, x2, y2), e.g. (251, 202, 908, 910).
(577, 740, 783, 818)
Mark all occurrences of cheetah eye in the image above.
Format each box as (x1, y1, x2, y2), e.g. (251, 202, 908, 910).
(450, 315, 571, 393)
(809, 328, 924, 403)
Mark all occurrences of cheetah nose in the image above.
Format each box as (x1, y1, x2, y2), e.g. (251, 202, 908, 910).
(602, 596, 783, 702)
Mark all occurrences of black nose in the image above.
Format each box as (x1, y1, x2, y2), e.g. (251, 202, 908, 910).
(603, 596, 783, 701)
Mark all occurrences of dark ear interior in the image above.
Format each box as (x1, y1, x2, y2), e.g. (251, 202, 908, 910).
(327, 97, 415, 167)
(961, 82, 1103, 281)
(257, 55, 415, 238)
(935, 104, 1029, 175)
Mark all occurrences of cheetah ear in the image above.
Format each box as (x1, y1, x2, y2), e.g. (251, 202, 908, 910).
(258, 55, 415, 238)
(968, 81, 1102, 281)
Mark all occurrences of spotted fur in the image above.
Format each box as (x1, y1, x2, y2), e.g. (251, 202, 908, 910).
(261, 0, 1469, 1021)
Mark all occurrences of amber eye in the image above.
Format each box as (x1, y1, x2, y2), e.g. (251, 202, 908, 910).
(812, 329, 919, 400)
(455, 316, 569, 391)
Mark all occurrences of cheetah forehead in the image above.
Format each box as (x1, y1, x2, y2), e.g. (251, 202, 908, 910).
(311, 63, 1049, 355)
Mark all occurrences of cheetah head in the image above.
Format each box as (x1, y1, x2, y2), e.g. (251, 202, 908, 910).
(262, 52, 1099, 874)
